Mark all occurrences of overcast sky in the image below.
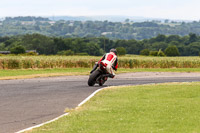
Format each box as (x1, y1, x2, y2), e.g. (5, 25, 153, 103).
(0, 0, 200, 20)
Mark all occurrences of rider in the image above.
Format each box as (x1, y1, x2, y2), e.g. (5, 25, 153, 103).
(90, 48, 118, 78)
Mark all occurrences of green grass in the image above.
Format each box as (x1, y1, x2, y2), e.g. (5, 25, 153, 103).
(0, 68, 91, 79)
(1, 68, 200, 80)
(118, 68, 200, 73)
(28, 82, 200, 133)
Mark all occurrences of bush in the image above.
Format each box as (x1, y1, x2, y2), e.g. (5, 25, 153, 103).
(75, 53, 89, 56)
(57, 50, 74, 56)
(25, 51, 38, 56)
(116, 47, 126, 56)
(140, 49, 150, 56)
(10, 45, 26, 54)
(157, 49, 165, 56)
(149, 51, 158, 56)
(164, 45, 180, 56)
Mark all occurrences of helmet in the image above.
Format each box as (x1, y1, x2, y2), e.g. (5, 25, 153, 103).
(110, 48, 117, 55)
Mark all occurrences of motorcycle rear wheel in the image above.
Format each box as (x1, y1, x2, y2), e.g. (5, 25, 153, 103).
(88, 70, 101, 86)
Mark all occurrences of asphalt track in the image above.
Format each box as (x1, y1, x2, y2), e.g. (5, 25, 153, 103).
(1, 73, 200, 133)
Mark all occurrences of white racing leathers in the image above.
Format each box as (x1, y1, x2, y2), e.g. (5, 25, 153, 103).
(101, 52, 117, 76)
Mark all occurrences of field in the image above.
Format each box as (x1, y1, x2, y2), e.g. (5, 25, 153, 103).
(1, 55, 200, 79)
(27, 82, 200, 133)
(1, 55, 200, 69)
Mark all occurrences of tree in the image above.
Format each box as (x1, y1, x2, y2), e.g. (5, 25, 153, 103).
(86, 42, 103, 56)
(189, 33, 198, 43)
(169, 41, 180, 46)
(166, 35, 180, 43)
(10, 45, 26, 54)
(151, 42, 168, 51)
(155, 34, 166, 42)
(54, 38, 69, 53)
(125, 40, 143, 54)
(164, 45, 180, 56)
(0, 43, 6, 50)
(125, 19, 130, 23)
(187, 42, 200, 56)
(116, 47, 126, 56)
(140, 49, 150, 56)
(149, 51, 158, 56)
(21, 34, 55, 55)
(164, 19, 169, 23)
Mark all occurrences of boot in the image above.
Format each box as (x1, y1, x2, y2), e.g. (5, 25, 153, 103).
(108, 74, 115, 78)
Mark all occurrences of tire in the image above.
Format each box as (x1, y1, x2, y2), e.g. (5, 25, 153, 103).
(88, 70, 101, 86)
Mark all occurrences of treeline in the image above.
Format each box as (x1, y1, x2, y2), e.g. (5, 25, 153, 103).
(2, 17, 200, 40)
(4, 16, 50, 22)
(1, 33, 200, 56)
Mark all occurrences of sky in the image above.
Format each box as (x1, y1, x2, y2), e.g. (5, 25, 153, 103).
(0, 0, 200, 20)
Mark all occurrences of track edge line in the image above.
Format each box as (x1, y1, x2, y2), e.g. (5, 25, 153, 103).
(15, 86, 109, 133)
(15, 82, 192, 133)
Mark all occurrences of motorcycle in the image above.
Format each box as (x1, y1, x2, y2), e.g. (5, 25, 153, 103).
(88, 62, 113, 86)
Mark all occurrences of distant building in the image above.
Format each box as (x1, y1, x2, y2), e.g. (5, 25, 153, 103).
(0, 51, 10, 54)
(0, 50, 38, 55)
(101, 32, 112, 36)
(68, 23, 74, 26)
(21, 21, 36, 25)
(48, 21, 56, 25)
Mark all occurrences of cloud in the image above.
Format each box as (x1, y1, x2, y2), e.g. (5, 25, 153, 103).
(0, 0, 200, 20)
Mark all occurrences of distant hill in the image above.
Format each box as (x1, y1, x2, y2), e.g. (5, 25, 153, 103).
(0, 16, 199, 40)
(4, 16, 49, 21)
(48, 15, 192, 23)
(48, 15, 161, 22)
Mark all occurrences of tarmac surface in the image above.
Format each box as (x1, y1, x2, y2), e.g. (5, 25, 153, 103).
(1, 72, 200, 133)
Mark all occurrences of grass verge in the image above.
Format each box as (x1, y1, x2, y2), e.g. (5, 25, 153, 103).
(118, 68, 200, 73)
(27, 82, 200, 133)
(0, 68, 90, 80)
(1, 68, 200, 80)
